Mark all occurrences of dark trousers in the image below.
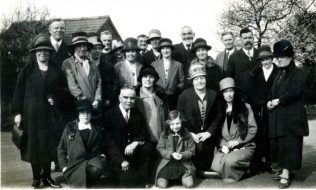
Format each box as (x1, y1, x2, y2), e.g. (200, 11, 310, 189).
(194, 137, 216, 171)
(31, 162, 51, 180)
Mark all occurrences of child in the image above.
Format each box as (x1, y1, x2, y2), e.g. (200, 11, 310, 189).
(156, 110, 196, 188)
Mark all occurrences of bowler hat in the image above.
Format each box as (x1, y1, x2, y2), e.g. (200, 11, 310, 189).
(188, 64, 207, 80)
(191, 38, 212, 53)
(137, 65, 160, 83)
(273, 39, 294, 58)
(110, 40, 124, 54)
(255, 45, 273, 60)
(122, 37, 140, 52)
(70, 31, 93, 49)
(146, 29, 162, 44)
(219, 77, 235, 91)
(29, 34, 54, 52)
(157, 38, 174, 51)
(76, 99, 93, 112)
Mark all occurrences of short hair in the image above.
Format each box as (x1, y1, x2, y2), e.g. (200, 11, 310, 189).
(239, 27, 252, 37)
(119, 85, 136, 95)
(221, 31, 234, 39)
(100, 30, 112, 37)
(137, 34, 148, 39)
(181, 26, 193, 32)
(49, 19, 65, 29)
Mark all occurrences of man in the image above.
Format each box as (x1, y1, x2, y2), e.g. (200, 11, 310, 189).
(100, 30, 113, 54)
(226, 27, 259, 99)
(49, 19, 70, 69)
(215, 32, 237, 76)
(177, 63, 223, 178)
(140, 29, 162, 66)
(137, 34, 149, 55)
(172, 26, 196, 88)
(104, 86, 154, 187)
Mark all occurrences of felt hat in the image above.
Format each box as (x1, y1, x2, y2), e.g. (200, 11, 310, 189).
(122, 37, 140, 52)
(188, 64, 207, 80)
(219, 77, 235, 91)
(191, 38, 212, 53)
(273, 39, 294, 58)
(76, 99, 93, 112)
(70, 31, 93, 49)
(137, 65, 160, 83)
(157, 38, 174, 51)
(29, 34, 54, 52)
(146, 29, 162, 44)
(255, 45, 273, 60)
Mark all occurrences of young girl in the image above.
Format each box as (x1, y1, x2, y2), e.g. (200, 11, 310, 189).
(156, 110, 196, 188)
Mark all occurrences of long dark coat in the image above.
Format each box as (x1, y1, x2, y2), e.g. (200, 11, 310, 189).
(57, 120, 105, 187)
(13, 59, 68, 163)
(269, 61, 309, 137)
(50, 40, 70, 69)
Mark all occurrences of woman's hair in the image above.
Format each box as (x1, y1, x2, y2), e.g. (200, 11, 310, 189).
(163, 110, 186, 137)
(219, 88, 249, 140)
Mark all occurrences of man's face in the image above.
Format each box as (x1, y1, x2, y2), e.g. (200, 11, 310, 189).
(90, 45, 103, 60)
(125, 50, 137, 62)
(74, 44, 88, 59)
(100, 34, 113, 51)
(161, 47, 172, 58)
(137, 37, 148, 51)
(241, 32, 254, 50)
(49, 21, 65, 41)
(180, 27, 195, 45)
(119, 89, 136, 110)
(222, 34, 234, 50)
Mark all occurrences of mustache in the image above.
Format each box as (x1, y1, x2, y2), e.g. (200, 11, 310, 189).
(245, 41, 253, 46)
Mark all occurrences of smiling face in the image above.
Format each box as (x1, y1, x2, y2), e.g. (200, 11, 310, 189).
(119, 88, 136, 110)
(161, 46, 172, 58)
(100, 34, 113, 51)
(169, 116, 182, 133)
(142, 74, 155, 88)
(124, 50, 137, 62)
(78, 111, 91, 124)
(181, 27, 195, 45)
(36, 49, 50, 62)
(137, 36, 148, 50)
(192, 75, 206, 91)
(196, 48, 208, 61)
(260, 57, 273, 69)
(74, 44, 89, 59)
(49, 20, 65, 41)
(90, 44, 103, 60)
(222, 33, 234, 50)
(223, 88, 235, 103)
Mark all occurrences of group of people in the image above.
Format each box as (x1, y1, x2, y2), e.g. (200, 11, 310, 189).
(12, 18, 309, 189)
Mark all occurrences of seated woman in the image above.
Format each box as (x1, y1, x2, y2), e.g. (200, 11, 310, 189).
(57, 100, 106, 188)
(211, 77, 257, 183)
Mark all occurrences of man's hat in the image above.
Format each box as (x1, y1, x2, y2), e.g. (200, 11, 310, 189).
(255, 45, 273, 61)
(122, 37, 140, 52)
(191, 38, 212, 53)
(157, 38, 174, 51)
(146, 29, 162, 44)
(273, 39, 294, 58)
(70, 31, 93, 49)
(29, 34, 54, 52)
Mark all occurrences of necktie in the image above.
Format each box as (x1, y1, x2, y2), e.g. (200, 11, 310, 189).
(54, 43, 59, 52)
(247, 50, 252, 60)
(83, 60, 90, 76)
(124, 111, 129, 122)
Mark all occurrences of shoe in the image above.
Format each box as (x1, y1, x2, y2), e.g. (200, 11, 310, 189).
(42, 177, 62, 188)
(273, 173, 295, 181)
(31, 179, 41, 188)
(279, 177, 292, 189)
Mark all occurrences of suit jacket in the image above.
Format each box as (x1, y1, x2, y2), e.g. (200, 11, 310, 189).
(140, 49, 161, 66)
(226, 48, 259, 98)
(104, 106, 149, 168)
(151, 59, 184, 95)
(177, 88, 224, 135)
(215, 48, 237, 76)
(51, 40, 70, 69)
(62, 56, 102, 103)
(114, 60, 142, 87)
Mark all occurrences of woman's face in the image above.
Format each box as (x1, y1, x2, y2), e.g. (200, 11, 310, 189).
(142, 74, 155, 88)
(192, 75, 206, 91)
(223, 88, 235, 103)
(161, 47, 172, 58)
(114, 49, 123, 60)
(125, 50, 137, 62)
(78, 111, 91, 124)
(169, 116, 182, 133)
(196, 48, 208, 61)
(275, 56, 291, 68)
(90, 45, 103, 60)
(260, 57, 273, 69)
(36, 49, 50, 62)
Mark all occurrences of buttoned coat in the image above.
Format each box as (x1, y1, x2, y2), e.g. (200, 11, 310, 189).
(155, 129, 196, 184)
(57, 120, 105, 187)
(62, 56, 101, 103)
(151, 59, 184, 96)
(114, 60, 142, 87)
(51, 40, 70, 69)
(215, 48, 237, 76)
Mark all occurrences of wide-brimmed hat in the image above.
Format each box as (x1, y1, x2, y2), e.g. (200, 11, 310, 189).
(110, 40, 124, 54)
(70, 31, 93, 49)
(255, 45, 273, 60)
(219, 77, 235, 91)
(29, 34, 54, 52)
(157, 38, 174, 51)
(76, 99, 93, 112)
(137, 65, 160, 83)
(87, 32, 104, 48)
(273, 39, 294, 58)
(191, 38, 212, 53)
(146, 29, 162, 44)
(122, 37, 140, 52)
(188, 64, 207, 80)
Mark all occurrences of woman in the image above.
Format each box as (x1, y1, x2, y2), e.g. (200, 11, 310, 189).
(13, 34, 65, 188)
(109, 40, 124, 65)
(211, 77, 257, 183)
(190, 38, 222, 91)
(267, 40, 309, 189)
(58, 100, 107, 188)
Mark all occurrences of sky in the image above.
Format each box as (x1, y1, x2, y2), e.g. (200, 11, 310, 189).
(1, 0, 230, 56)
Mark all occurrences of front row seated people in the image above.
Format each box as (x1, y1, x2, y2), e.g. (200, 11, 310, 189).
(57, 99, 106, 188)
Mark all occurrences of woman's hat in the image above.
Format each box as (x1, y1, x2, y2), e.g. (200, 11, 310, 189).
(87, 33, 104, 48)
(29, 34, 54, 52)
(70, 31, 93, 49)
(191, 38, 212, 53)
(157, 38, 174, 51)
(122, 37, 140, 52)
(110, 40, 124, 54)
(255, 45, 273, 60)
(188, 64, 207, 80)
(137, 65, 159, 83)
(146, 29, 162, 44)
(219, 77, 235, 91)
(76, 99, 93, 112)
(273, 39, 294, 58)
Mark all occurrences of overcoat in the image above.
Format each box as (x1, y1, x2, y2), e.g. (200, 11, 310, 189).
(50, 40, 70, 69)
(211, 103, 257, 182)
(269, 61, 309, 137)
(155, 129, 196, 184)
(140, 49, 161, 66)
(57, 120, 105, 187)
(13, 59, 68, 163)
(114, 60, 142, 87)
(215, 48, 237, 76)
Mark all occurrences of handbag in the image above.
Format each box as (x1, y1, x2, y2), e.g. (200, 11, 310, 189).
(12, 124, 24, 149)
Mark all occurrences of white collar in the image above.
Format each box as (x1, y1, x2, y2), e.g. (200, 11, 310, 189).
(50, 36, 62, 46)
(119, 104, 130, 118)
(182, 42, 192, 50)
(78, 122, 91, 130)
(262, 64, 274, 81)
(242, 48, 254, 57)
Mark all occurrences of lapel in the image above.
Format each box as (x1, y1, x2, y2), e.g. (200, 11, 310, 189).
(84, 126, 98, 150)
(205, 89, 216, 119)
(155, 60, 166, 85)
(122, 61, 134, 83)
(190, 89, 202, 118)
(136, 62, 142, 77)
(32, 61, 47, 92)
(73, 58, 94, 94)
(166, 60, 177, 85)
(73, 124, 87, 152)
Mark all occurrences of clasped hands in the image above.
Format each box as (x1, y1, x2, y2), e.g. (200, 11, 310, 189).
(267, 99, 280, 110)
(191, 132, 211, 143)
